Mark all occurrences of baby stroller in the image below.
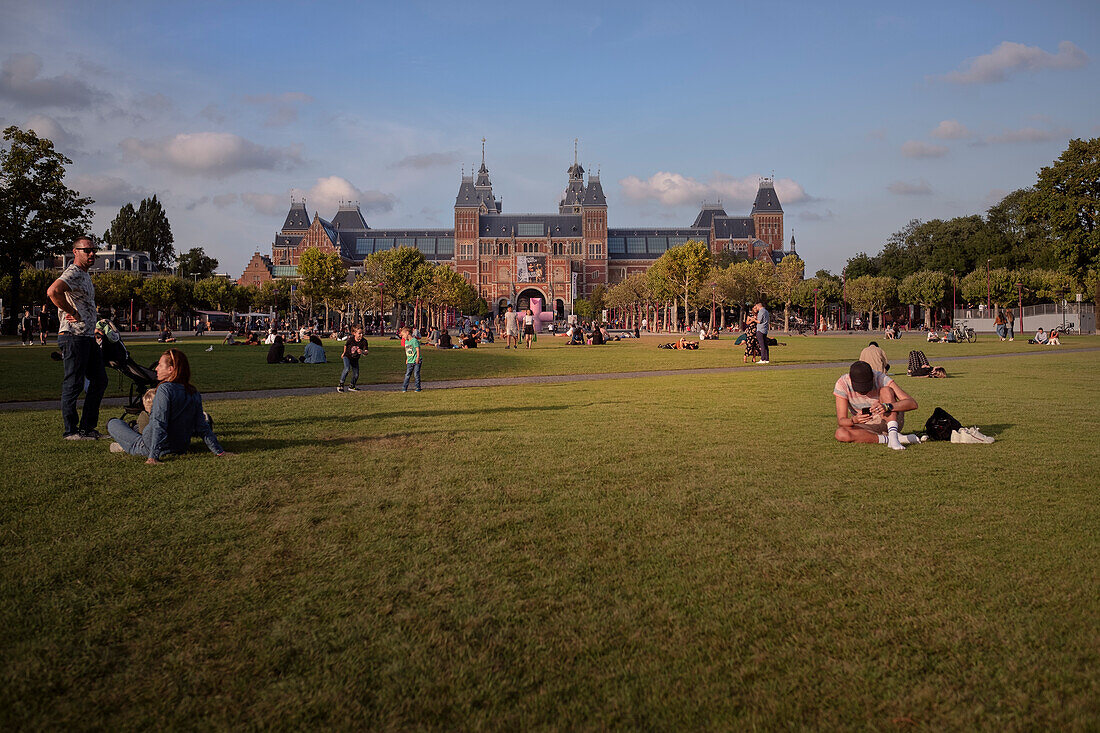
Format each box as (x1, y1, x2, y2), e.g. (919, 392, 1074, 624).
(95, 319, 159, 416)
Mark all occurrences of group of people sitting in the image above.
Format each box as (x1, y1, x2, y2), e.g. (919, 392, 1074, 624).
(883, 323, 901, 339)
(1029, 327, 1061, 345)
(267, 333, 327, 363)
(564, 322, 613, 345)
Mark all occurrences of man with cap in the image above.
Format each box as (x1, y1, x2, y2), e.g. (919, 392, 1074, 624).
(834, 360, 921, 450)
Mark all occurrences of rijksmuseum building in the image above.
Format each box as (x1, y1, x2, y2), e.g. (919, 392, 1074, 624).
(240, 150, 794, 318)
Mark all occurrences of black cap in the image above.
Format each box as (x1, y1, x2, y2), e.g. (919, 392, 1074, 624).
(849, 360, 874, 394)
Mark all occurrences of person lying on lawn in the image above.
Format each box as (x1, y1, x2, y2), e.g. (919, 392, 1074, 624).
(834, 360, 921, 451)
(107, 348, 232, 464)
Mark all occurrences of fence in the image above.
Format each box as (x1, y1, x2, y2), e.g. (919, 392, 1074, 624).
(953, 302, 1095, 334)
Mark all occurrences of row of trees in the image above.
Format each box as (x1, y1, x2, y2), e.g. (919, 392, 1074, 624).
(846, 138, 1099, 286)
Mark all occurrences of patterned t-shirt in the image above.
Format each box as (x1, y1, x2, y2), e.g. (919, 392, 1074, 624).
(57, 264, 97, 336)
(833, 371, 893, 417)
(404, 336, 420, 364)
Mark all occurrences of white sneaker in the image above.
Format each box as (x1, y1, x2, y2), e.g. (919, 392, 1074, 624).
(951, 429, 983, 444)
(758, 360, 770, 364)
(963, 426, 995, 444)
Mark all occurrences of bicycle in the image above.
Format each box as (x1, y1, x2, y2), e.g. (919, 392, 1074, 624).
(951, 321, 976, 343)
(1061, 322, 1077, 334)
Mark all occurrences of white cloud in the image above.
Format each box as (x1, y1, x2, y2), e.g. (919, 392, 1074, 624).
(70, 174, 147, 208)
(900, 140, 948, 158)
(618, 171, 809, 208)
(930, 119, 971, 140)
(120, 132, 303, 178)
(291, 176, 396, 215)
(242, 92, 314, 127)
(389, 151, 462, 169)
(240, 192, 288, 217)
(887, 179, 933, 196)
(23, 113, 79, 148)
(940, 40, 1088, 84)
(0, 52, 98, 109)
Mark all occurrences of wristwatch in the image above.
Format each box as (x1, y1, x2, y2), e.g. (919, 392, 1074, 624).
(882, 402, 894, 414)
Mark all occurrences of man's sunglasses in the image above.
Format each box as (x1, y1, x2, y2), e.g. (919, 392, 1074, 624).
(75, 248, 98, 253)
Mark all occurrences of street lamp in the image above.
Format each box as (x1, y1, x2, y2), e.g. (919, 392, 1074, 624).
(709, 282, 717, 332)
(378, 281, 385, 335)
(1016, 281, 1023, 335)
(951, 268, 956, 325)
(814, 288, 820, 335)
(990, 256, 998, 310)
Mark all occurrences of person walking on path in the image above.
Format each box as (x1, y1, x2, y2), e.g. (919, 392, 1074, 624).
(46, 237, 108, 440)
(522, 308, 536, 349)
(38, 306, 50, 345)
(503, 304, 520, 349)
(753, 302, 771, 364)
(338, 327, 368, 392)
(994, 308, 1008, 341)
(400, 326, 422, 392)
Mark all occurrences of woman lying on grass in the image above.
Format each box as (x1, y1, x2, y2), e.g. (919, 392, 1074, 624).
(107, 348, 233, 464)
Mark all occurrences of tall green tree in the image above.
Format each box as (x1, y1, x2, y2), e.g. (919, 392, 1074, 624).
(773, 254, 805, 332)
(1023, 137, 1099, 280)
(92, 272, 143, 312)
(651, 240, 712, 327)
(296, 247, 347, 327)
(0, 126, 93, 332)
(139, 275, 191, 325)
(176, 247, 219, 279)
(193, 277, 235, 311)
(897, 270, 947, 328)
(103, 194, 175, 270)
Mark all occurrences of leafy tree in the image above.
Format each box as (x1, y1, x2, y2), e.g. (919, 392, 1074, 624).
(651, 240, 712, 326)
(573, 298, 594, 321)
(297, 247, 347, 325)
(103, 195, 175, 270)
(897, 270, 947, 328)
(589, 283, 608, 322)
(718, 259, 775, 325)
(843, 252, 879, 279)
(139, 275, 191, 325)
(959, 267, 1020, 308)
(845, 275, 896, 329)
(0, 126, 93, 332)
(177, 247, 219, 279)
(193, 277, 235, 311)
(791, 274, 842, 325)
(1023, 137, 1099, 280)
(19, 267, 54, 306)
(92, 271, 143, 311)
(773, 254, 804, 331)
(253, 278, 294, 315)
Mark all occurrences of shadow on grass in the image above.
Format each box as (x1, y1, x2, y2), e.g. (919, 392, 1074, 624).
(225, 429, 471, 452)
(249, 404, 572, 427)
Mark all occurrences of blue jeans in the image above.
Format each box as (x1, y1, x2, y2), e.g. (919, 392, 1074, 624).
(995, 324, 1007, 339)
(402, 360, 421, 391)
(340, 356, 359, 386)
(59, 334, 108, 436)
(107, 418, 147, 456)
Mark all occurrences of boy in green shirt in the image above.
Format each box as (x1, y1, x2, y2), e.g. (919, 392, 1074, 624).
(400, 327, 422, 392)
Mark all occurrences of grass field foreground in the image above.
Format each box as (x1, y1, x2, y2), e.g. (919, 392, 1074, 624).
(1, 351, 1098, 728)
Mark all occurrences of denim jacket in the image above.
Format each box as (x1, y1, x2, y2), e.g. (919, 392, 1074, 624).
(144, 382, 224, 460)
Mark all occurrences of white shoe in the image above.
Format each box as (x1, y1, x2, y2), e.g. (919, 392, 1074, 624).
(758, 360, 770, 364)
(963, 426, 995, 443)
(951, 429, 983, 444)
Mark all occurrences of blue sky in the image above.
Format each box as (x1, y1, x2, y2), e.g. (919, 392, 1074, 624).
(2, 0, 1097, 277)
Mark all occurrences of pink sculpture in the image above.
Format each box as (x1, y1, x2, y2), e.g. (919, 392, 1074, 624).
(523, 297, 556, 333)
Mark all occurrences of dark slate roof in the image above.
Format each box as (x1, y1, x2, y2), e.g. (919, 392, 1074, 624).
(275, 234, 303, 248)
(714, 217, 755, 239)
(568, 162, 584, 180)
(337, 231, 358, 258)
(331, 205, 368, 232)
(581, 175, 606, 206)
(320, 218, 339, 245)
(281, 202, 310, 231)
(607, 227, 710, 237)
(475, 161, 492, 187)
(480, 214, 583, 237)
(560, 179, 586, 209)
(455, 177, 478, 207)
(751, 182, 783, 213)
(691, 204, 728, 228)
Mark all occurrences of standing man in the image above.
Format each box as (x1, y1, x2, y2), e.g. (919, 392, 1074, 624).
(400, 326, 422, 392)
(753, 301, 771, 364)
(47, 237, 108, 440)
(1004, 306, 1015, 341)
(503, 304, 520, 350)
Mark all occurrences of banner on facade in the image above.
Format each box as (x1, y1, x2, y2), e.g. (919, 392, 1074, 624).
(517, 255, 546, 283)
(571, 272, 578, 300)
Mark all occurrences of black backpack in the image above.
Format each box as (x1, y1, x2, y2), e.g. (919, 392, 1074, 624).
(907, 350, 932, 377)
(925, 407, 962, 441)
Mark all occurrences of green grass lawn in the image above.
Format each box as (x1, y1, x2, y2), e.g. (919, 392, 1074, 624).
(1, 349, 1097, 728)
(2, 332, 1098, 403)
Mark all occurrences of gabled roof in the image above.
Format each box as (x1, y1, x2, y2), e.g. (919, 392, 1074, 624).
(691, 204, 727, 228)
(275, 234, 303, 248)
(475, 161, 492, 187)
(281, 201, 310, 231)
(480, 214, 583, 237)
(751, 180, 783, 213)
(455, 176, 478, 207)
(319, 217, 338, 245)
(582, 175, 606, 206)
(560, 179, 586, 209)
(331, 205, 368, 232)
(714, 217, 755, 239)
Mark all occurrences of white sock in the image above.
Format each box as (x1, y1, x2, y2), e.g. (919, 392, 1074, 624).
(878, 435, 888, 444)
(886, 421, 906, 450)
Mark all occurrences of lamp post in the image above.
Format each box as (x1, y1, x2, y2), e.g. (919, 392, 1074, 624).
(990, 256, 998, 310)
(709, 282, 717, 332)
(814, 288, 820, 335)
(951, 268, 956, 325)
(378, 281, 385, 335)
(1016, 281, 1023, 335)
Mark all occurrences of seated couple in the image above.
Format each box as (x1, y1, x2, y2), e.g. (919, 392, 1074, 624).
(1029, 328, 1059, 345)
(267, 334, 327, 363)
(834, 360, 921, 450)
(107, 348, 232, 464)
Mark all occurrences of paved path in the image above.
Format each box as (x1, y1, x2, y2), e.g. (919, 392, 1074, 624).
(2, 347, 1097, 412)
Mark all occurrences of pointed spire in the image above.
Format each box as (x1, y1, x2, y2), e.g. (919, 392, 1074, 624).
(481, 137, 486, 166)
(574, 138, 578, 166)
